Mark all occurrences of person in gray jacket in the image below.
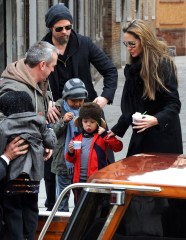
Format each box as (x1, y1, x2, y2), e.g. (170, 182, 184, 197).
(0, 41, 59, 239)
(0, 41, 59, 161)
(0, 91, 57, 240)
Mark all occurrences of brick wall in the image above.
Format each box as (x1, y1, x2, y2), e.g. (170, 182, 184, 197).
(156, 28, 186, 56)
(156, 0, 186, 55)
(102, 0, 121, 68)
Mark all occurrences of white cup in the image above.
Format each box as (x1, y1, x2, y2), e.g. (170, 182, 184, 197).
(132, 112, 143, 123)
(73, 141, 82, 149)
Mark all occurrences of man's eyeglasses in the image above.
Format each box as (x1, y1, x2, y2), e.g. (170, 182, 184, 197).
(54, 25, 72, 32)
(123, 41, 136, 48)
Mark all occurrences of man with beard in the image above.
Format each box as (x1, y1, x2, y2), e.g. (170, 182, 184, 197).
(42, 3, 118, 211)
(43, 3, 118, 121)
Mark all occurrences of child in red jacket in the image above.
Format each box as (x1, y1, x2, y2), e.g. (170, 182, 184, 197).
(66, 102, 123, 203)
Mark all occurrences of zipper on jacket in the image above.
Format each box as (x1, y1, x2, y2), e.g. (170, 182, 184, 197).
(58, 56, 71, 68)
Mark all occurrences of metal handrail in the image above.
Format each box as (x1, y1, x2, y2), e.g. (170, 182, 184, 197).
(38, 182, 161, 240)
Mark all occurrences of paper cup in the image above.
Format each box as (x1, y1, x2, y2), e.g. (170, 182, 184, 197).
(73, 141, 82, 149)
(132, 112, 143, 123)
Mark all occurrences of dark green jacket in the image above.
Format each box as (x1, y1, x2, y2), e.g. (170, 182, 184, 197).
(51, 99, 68, 175)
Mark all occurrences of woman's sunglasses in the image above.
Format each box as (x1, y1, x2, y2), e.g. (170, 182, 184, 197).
(54, 25, 72, 32)
(123, 41, 136, 48)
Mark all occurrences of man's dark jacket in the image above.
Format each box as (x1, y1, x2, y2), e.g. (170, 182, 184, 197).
(42, 30, 118, 103)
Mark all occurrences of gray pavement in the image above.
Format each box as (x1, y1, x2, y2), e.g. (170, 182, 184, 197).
(176, 56, 186, 151)
(38, 56, 186, 211)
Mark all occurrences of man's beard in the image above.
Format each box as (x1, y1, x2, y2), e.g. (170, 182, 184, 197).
(57, 35, 69, 45)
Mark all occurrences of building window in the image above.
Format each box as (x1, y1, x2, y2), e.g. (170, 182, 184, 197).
(135, 0, 140, 19)
(143, 0, 148, 20)
(122, 0, 126, 22)
(116, 0, 130, 22)
(152, 0, 156, 20)
(160, 0, 184, 2)
(126, 0, 132, 21)
(115, 0, 121, 22)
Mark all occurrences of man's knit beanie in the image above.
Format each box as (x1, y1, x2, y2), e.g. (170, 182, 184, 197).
(74, 102, 106, 129)
(62, 78, 88, 100)
(45, 3, 73, 28)
(0, 91, 34, 116)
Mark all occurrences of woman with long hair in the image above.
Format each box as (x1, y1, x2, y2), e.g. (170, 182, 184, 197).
(108, 19, 183, 238)
(109, 19, 182, 156)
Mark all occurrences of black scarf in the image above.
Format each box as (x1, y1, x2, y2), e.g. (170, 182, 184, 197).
(121, 57, 145, 118)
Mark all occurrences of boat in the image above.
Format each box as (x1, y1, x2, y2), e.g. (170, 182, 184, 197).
(36, 153, 186, 240)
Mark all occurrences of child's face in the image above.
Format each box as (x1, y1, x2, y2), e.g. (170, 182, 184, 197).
(66, 99, 84, 110)
(82, 118, 98, 133)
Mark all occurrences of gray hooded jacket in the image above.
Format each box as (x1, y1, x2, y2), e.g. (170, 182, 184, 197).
(0, 112, 57, 181)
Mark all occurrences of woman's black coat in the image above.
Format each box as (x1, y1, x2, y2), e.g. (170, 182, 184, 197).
(111, 57, 183, 156)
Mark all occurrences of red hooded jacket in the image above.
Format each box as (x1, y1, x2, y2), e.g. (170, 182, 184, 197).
(66, 131, 123, 183)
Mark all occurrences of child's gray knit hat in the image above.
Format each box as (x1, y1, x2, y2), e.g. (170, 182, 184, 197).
(62, 78, 88, 100)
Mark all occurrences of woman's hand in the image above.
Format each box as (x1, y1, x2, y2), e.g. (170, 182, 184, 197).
(132, 115, 158, 133)
(106, 130, 116, 139)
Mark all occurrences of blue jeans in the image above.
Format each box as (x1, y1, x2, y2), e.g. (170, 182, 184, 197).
(56, 173, 73, 212)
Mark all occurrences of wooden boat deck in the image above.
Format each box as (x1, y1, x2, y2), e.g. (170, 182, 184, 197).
(37, 153, 186, 239)
(89, 153, 186, 198)
(35, 211, 71, 240)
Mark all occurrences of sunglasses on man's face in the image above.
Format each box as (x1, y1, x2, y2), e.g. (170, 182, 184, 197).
(54, 25, 72, 32)
(123, 41, 136, 48)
